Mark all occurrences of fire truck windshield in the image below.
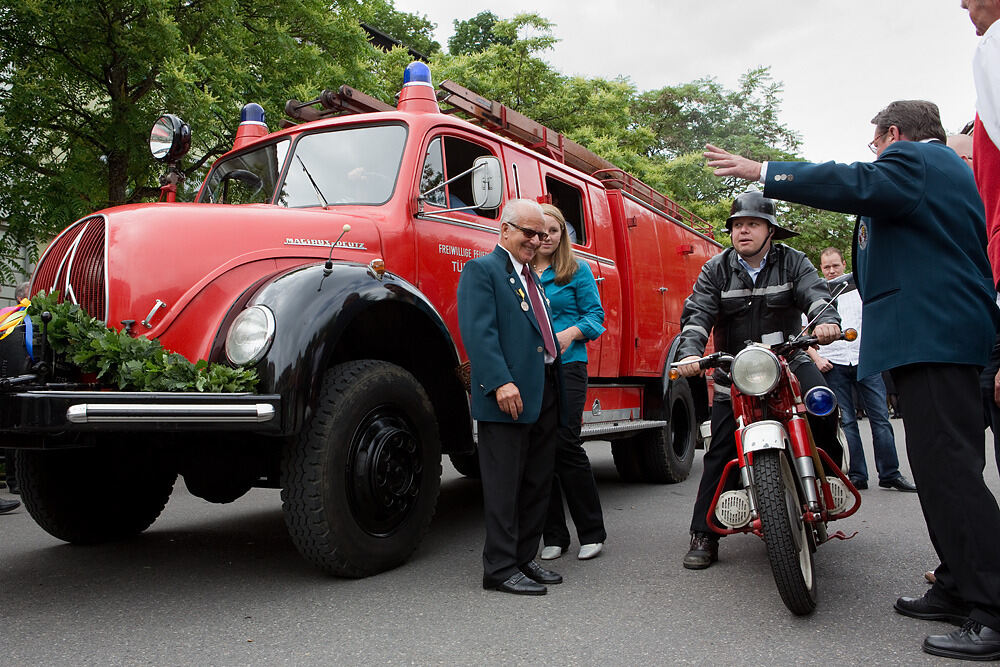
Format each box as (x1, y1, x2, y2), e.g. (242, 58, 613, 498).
(199, 123, 407, 207)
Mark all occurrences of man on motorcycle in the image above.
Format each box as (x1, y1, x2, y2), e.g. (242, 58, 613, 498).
(675, 189, 842, 570)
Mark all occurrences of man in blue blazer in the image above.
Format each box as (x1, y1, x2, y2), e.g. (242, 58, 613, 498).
(457, 198, 565, 596)
(704, 100, 1000, 660)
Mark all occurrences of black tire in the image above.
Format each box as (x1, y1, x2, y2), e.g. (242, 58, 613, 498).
(611, 441, 645, 482)
(634, 378, 697, 483)
(16, 445, 176, 544)
(753, 449, 818, 615)
(281, 360, 442, 577)
(448, 452, 481, 479)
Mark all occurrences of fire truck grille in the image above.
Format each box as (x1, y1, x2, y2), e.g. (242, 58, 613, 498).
(31, 215, 107, 323)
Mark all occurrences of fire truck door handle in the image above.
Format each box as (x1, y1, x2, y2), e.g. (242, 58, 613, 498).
(142, 299, 167, 329)
(658, 287, 668, 293)
(594, 277, 605, 283)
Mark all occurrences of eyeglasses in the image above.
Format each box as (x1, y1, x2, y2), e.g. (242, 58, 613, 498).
(868, 131, 887, 154)
(506, 221, 550, 242)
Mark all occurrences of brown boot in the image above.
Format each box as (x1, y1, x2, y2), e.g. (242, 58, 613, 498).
(683, 532, 719, 570)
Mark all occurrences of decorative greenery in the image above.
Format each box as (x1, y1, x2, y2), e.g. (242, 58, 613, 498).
(26, 291, 258, 393)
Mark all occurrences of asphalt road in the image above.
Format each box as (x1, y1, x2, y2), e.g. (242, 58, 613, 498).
(1, 421, 997, 666)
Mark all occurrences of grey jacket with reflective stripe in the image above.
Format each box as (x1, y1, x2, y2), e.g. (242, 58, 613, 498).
(677, 244, 839, 375)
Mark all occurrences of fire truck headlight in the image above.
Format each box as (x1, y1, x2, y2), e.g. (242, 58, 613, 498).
(731, 347, 781, 396)
(225, 305, 275, 366)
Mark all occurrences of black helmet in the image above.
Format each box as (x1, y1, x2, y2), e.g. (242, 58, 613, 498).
(724, 189, 798, 240)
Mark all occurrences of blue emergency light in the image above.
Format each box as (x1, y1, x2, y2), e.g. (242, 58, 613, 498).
(803, 386, 837, 417)
(240, 103, 266, 126)
(403, 61, 433, 88)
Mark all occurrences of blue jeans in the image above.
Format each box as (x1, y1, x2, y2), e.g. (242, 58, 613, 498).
(824, 363, 902, 483)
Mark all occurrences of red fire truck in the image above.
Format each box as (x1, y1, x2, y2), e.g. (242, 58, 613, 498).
(0, 62, 720, 576)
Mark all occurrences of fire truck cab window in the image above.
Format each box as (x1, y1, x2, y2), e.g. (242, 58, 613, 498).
(420, 135, 499, 219)
(276, 124, 407, 207)
(420, 138, 446, 207)
(544, 176, 585, 244)
(200, 139, 290, 205)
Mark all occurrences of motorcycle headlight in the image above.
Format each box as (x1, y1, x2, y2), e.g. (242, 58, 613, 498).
(804, 386, 838, 417)
(731, 347, 781, 396)
(225, 305, 275, 366)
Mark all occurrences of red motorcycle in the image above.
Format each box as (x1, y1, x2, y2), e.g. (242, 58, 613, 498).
(672, 328, 862, 615)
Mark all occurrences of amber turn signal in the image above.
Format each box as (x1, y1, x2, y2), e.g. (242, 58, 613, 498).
(668, 368, 681, 381)
(368, 258, 386, 280)
(843, 328, 858, 341)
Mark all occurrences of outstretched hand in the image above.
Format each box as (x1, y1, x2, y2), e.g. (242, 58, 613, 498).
(704, 144, 764, 181)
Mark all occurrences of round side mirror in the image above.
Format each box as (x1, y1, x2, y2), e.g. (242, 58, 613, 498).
(149, 114, 191, 163)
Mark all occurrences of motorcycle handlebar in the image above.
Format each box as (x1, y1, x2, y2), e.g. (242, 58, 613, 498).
(667, 329, 857, 380)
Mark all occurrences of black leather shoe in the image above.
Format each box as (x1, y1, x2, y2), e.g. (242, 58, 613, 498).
(850, 478, 868, 490)
(0, 497, 20, 514)
(924, 620, 1000, 660)
(880, 476, 917, 492)
(895, 592, 971, 626)
(492, 572, 546, 595)
(520, 560, 562, 585)
(682, 532, 718, 570)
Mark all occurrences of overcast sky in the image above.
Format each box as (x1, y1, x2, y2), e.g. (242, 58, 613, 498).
(391, 0, 982, 166)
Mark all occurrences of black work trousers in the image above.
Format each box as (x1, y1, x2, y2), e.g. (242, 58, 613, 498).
(892, 363, 1000, 633)
(478, 365, 559, 587)
(543, 361, 606, 549)
(690, 360, 841, 535)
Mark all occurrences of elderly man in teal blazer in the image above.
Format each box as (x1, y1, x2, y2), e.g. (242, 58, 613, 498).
(704, 100, 1000, 661)
(457, 198, 565, 596)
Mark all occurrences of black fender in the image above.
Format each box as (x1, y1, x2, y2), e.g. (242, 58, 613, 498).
(222, 261, 471, 445)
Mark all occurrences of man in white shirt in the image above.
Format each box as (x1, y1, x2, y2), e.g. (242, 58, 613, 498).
(806, 248, 915, 492)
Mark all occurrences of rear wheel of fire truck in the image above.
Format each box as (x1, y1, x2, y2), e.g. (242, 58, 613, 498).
(17, 445, 176, 544)
(753, 449, 818, 615)
(633, 378, 697, 483)
(281, 360, 442, 577)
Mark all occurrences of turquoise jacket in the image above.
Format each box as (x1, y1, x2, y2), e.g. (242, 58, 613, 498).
(537, 260, 606, 365)
(764, 140, 1000, 376)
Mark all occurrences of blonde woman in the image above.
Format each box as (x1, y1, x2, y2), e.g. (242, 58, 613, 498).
(532, 203, 607, 560)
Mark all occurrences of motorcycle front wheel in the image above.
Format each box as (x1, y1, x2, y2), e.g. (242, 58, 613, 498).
(753, 449, 818, 615)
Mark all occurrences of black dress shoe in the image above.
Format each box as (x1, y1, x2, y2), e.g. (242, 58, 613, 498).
(492, 572, 546, 596)
(924, 620, 1000, 660)
(850, 478, 868, 490)
(520, 560, 562, 585)
(0, 497, 20, 514)
(895, 592, 971, 626)
(880, 476, 917, 492)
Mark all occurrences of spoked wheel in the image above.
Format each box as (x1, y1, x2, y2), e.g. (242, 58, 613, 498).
(752, 449, 817, 615)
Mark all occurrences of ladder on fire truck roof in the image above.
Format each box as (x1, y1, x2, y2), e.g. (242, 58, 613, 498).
(285, 81, 714, 238)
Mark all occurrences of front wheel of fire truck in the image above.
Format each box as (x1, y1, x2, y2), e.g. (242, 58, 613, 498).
(17, 444, 177, 544)
(281, 359, 442, 577)
(753, 449, 818, 615)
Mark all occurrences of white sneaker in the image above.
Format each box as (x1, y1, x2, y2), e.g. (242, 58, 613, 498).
(540, 545, 563, 560)
(578, 543, 603, 560)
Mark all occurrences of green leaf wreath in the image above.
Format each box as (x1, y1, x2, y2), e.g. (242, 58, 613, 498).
(26, 291, 258, 393)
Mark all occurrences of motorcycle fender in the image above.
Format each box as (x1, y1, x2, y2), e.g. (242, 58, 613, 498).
(738, 420, 790, 454)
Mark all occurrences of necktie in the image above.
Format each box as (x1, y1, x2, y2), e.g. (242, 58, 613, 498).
(521, 265, 557, 358)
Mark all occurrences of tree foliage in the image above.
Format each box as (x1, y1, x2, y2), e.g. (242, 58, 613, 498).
(0, 0, 378, 279)
(448, 11, 513, 55)
(356, 0, 440, 57)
